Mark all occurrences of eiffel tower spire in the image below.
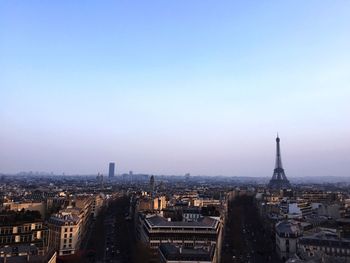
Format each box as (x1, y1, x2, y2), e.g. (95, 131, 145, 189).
(268, 135, 291, 189)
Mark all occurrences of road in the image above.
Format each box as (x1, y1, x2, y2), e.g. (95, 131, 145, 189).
(81, 196, 133, 263)
(221, 195, 282, 263)
(102, 196, 133, 263)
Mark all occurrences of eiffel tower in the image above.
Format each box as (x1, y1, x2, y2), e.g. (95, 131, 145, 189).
(268, 135, 291, 189)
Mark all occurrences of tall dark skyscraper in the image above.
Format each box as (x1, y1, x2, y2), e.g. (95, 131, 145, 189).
(150, 175, 155, 196)
(268, 135, 291, 189)
(108, 162, 115, 178)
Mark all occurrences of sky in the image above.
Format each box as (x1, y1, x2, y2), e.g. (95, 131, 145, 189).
(0, 1, 350, 177)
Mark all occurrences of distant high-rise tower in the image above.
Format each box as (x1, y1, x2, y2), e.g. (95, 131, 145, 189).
(150, 175, 155, 195)
(268, 135, 291, 189)
(97, 173, 104, 188)
(108, 162, 115, 178)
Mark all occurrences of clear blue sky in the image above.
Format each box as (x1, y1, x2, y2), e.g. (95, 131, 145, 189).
(1, 1, 349, 177)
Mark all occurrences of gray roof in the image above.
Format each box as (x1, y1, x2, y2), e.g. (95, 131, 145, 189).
(276, 220, 301, 235)
(0, 244, 38, 254)
(48, 212, 80, 225)
(299, 230, 350, 248)
(159, 243, 214, 261)
(183, 207, 201, 214)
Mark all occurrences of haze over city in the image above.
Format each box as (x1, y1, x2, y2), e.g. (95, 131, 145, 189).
(1, 1, 349, 176)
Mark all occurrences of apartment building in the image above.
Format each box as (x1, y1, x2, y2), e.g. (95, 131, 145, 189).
(275, 220, 302, 261)
(0, 211, 50, 259)
(47, 210, 81, 256)
(159, 243, 216, 263)
(298, 229, 350, 259)
(138, 213, 223, 262)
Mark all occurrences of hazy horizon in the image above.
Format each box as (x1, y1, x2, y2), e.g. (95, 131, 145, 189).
(1, 1, 349, 177)
(2, 171, 350, 179)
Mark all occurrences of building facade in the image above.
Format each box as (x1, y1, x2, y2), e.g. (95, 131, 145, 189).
(298, 230, 350, 260)
(0, 211, 50, 259)
(108, 162, 115, 178)
(275, 220, 301, 260)
(47, 211, 81, 256)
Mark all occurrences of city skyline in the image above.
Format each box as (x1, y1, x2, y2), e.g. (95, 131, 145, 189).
(1, 1, 350, 176)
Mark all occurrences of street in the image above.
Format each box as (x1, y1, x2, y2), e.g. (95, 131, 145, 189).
(221, 195, 282, 263)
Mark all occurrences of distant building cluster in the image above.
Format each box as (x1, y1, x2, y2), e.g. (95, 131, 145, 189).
(1, 137, 350, 263)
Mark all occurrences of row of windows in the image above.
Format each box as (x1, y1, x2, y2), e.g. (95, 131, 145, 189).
(64, 227, 74, 233)
(149, 233, 217, 239)
(146, 225, 215, 232)
(147, 228, 216, 234)
(149, 237, 216, 242)
(64, 233, 73, 238)
(0, 228, 13, 235)
(63, 244, 72, 248)
(63, 238, 73, 244)
(0, 224, 42, 234)
(0, 234, 43, 244)
(303, 245, 350, 255)
(0, 236, 15, 243)
(19, 235, 32, 243)
(150, 240, 213, 248)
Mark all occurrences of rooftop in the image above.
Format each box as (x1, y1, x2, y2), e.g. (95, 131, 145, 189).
(146, 215, 218, 229)
(0, 210, 42, 226)
(275, 220, 301, 235)
(299, 230, 350, 247)
(159, 243, 214, 261)
(48, 211, 80, 225)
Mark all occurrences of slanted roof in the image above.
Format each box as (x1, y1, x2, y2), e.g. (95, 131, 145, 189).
(275, 220, 301, 235)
